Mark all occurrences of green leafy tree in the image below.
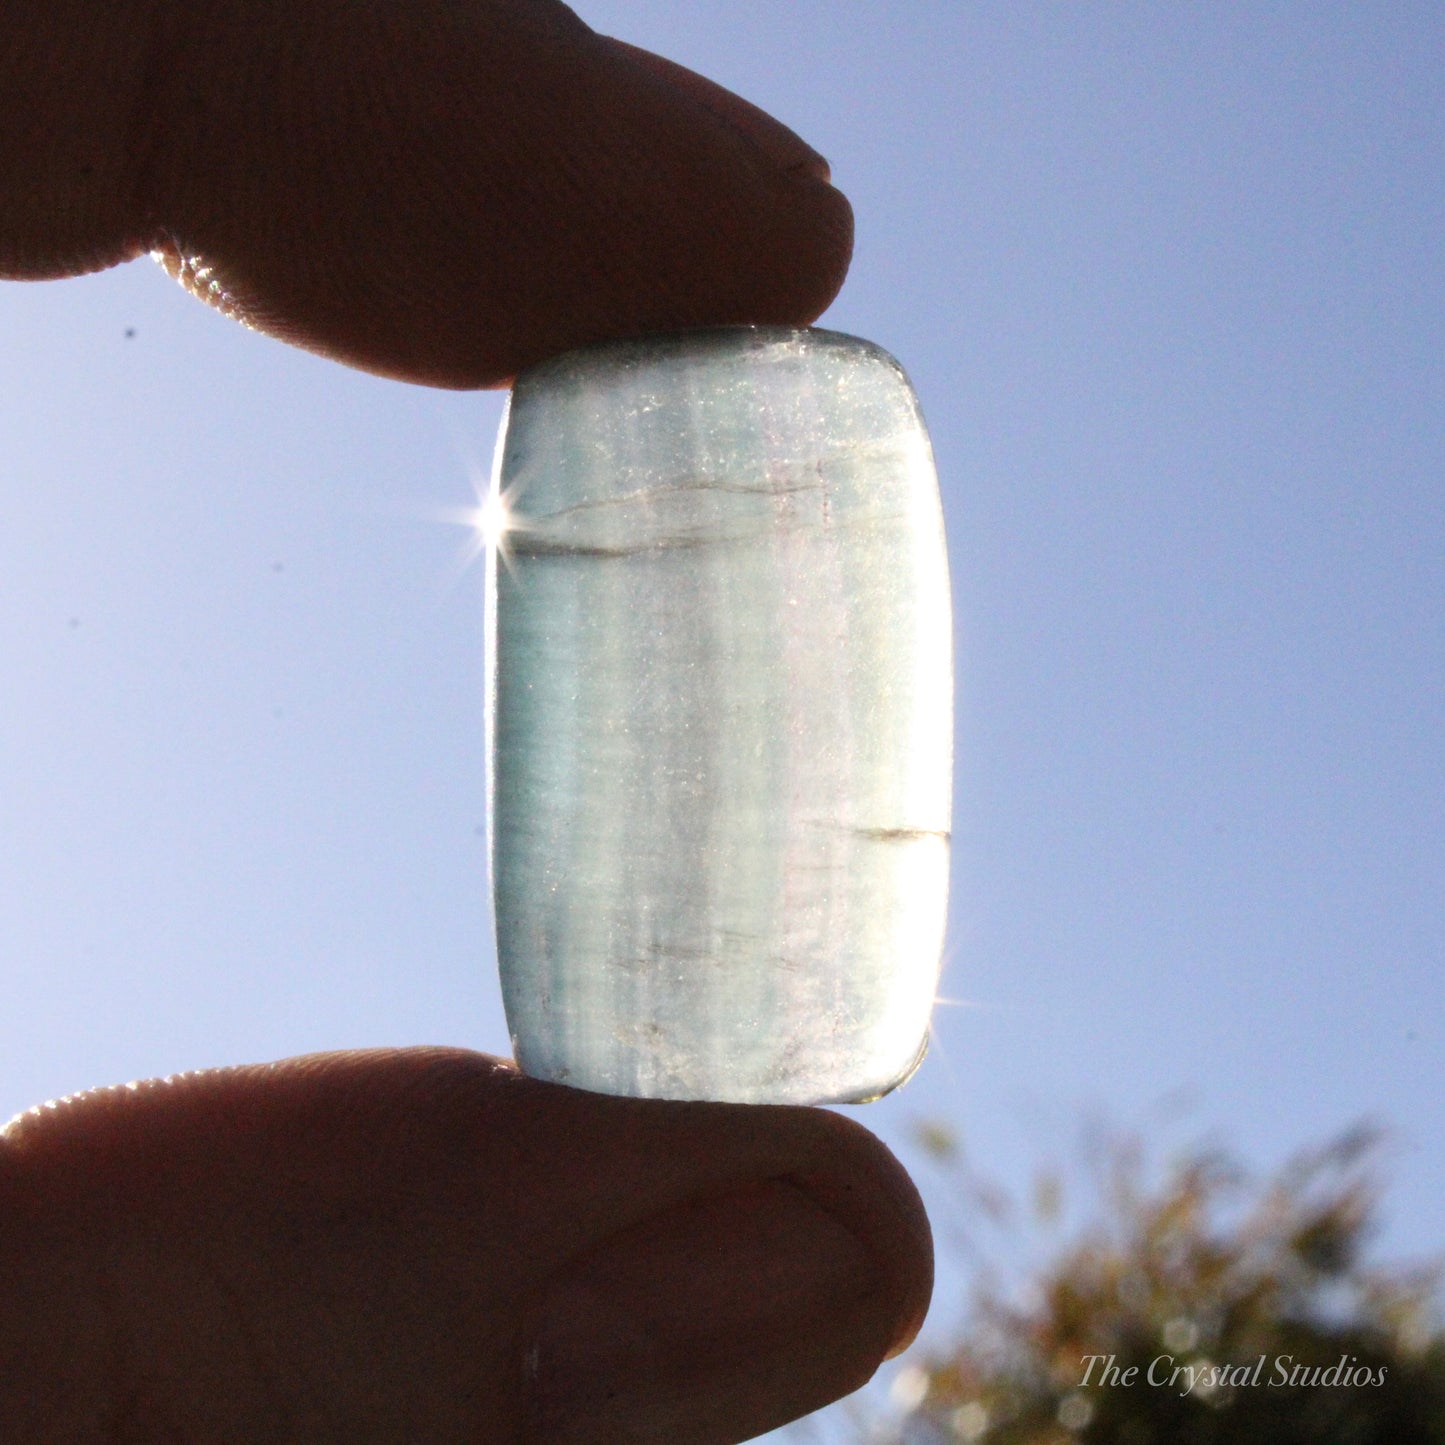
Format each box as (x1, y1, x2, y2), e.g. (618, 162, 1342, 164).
(880, 1122, 1445, 1445)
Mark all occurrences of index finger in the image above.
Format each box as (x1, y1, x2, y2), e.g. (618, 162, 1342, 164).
(0, 0, 853, 386)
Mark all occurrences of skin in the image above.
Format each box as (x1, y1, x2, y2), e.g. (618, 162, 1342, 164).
(0, 1, 933, 1441)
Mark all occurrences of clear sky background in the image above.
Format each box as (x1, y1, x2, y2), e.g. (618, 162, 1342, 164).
(2, 4, 1441, 1438)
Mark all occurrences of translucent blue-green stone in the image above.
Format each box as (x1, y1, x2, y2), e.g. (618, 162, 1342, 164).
(487, 326, 951, 1104)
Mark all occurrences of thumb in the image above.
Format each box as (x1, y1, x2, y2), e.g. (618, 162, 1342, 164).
(1, 1047, 931, 1443)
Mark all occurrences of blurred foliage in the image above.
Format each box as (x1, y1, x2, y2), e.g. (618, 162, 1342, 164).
(878, 1120, 1445, 1445)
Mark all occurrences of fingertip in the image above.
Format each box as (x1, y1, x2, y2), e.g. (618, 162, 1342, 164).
(784, 1108, 935, 1361)
(522, 1178, 882, 1443)
(595, 37, 835, 187)
(502, 1077, 934, 1378)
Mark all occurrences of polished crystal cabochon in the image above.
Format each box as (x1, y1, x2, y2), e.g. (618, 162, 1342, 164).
(487, 326, 951, 1104)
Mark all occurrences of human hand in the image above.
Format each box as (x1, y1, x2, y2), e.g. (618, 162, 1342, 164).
(1, 0, 852, 387)
(0, 2, 930, 1441)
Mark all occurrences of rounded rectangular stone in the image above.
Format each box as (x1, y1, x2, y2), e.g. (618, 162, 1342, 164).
(487, 326, 952, 1104)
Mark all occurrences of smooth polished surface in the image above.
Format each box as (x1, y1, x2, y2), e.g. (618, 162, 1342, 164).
(488, 327, 951, 1103)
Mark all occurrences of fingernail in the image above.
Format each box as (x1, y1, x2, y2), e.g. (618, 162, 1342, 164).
(521, 1179, 890, 1443)
(599, 36, 834, 184)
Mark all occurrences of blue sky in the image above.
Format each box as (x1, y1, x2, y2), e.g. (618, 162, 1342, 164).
(2, 4, 1441, 1437)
